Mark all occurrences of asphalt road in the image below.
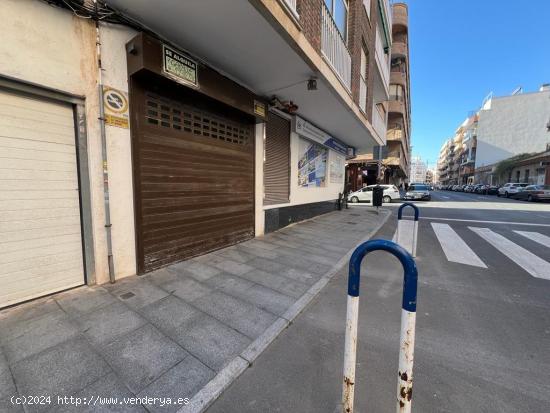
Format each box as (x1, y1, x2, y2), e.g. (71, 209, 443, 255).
(207, 190, 550, 413)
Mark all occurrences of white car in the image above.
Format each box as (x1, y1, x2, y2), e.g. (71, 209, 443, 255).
(497, 182, 529, 198)
(348, 184, 401, 203)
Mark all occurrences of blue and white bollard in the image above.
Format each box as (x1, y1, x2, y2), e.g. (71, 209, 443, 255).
(342, 239, 418, 413)
(396, 202, 420, 257)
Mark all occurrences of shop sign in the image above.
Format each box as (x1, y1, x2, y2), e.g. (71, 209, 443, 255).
(292, 115, 353, 157)
(103, 86, 129, 129)
(254, 100, 266, 117)
(163, 45, 198, 87)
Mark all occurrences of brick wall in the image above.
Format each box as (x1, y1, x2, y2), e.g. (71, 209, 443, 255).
(348, 0, 377, 122)
(297, 0, 321, 53)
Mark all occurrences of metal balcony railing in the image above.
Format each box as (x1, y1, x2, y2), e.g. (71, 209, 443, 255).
(375, 28, 390, 88)
(321, 3, 352, 91)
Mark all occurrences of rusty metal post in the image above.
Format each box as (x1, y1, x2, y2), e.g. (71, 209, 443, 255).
(396, 203, 420, 257)
(342, 239, 418, 413)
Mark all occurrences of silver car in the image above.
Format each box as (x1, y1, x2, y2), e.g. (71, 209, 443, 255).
(404, 184, 431, 201)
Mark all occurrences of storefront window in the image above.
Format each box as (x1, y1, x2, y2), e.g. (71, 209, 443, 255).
(298, 138, 327, 187)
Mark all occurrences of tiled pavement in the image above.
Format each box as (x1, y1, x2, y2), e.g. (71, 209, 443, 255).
(0, 208, 389, 413)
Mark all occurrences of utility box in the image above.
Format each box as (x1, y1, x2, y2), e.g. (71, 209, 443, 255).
(372, 185, 384, 207)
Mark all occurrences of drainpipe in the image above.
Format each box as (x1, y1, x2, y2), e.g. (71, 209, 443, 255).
(94, 0, 116, 283)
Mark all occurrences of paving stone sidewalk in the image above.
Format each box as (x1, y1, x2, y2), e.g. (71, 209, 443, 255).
(0, 208, 389, 413)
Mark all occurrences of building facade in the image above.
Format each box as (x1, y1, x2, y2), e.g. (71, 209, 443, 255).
(0, 0, 392, 307)
(475, 86, 550, 169)
(346, 2, 411, 190)
(409, 156, 427, 183)
(437, 113, 478, 186)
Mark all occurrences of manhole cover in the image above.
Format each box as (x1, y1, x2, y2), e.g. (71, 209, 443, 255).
(350, 214, 360, 216)
(347, 222, 357, 225)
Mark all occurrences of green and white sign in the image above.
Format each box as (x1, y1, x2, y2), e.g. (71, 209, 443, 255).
(163, 45, 198, 87)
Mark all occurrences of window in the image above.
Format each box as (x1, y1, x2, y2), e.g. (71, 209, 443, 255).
(359, 47, 368, 112)
(325, 0, 349, 40)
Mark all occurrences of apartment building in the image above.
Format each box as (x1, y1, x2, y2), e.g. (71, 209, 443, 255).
(437, 114, 477, 186)
(0, 0, 391, 307)
(346, 2, 410, 190)
(382, 2, 412, 185)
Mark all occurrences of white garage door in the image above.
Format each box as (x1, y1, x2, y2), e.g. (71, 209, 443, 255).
(0, 89, 85, 308)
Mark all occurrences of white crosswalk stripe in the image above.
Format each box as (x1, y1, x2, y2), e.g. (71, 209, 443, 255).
(513, 231, 550, 249)
(469, 227, 550, 280)
(431, 223, 487, 268)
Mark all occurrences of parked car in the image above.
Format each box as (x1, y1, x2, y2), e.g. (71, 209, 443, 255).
(475, 184, 489, 194)
(404, 183, 431, 201)
(487, 185, 499, 195)
(348, 184, 401, 203)
(511, 185, 550, 202)
(497, 182, 529, 197)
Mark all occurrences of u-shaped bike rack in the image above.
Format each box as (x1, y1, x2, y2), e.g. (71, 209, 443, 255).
(342, 239, 418, 413)
(396, 202, 420, 257)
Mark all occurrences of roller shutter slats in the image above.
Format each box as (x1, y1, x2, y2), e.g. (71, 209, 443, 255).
(264, 113, 290, 205)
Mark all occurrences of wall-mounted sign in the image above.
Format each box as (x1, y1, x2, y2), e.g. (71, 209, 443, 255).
(163, 45, 198, 87)
(292, 115, 354, 157)
(298, 138, 327, 188)
(103, 86, 129, 129)
(254, 100, 266, 117)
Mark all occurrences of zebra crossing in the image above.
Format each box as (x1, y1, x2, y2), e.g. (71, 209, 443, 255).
(427, 223, 550, 280)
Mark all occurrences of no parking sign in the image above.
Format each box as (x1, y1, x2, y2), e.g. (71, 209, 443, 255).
(103, 86, 129, 129)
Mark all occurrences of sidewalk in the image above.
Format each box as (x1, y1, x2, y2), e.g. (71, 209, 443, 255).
(0, 207, 390, 413)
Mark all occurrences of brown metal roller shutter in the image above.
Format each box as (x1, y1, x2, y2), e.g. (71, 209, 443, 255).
(264, 112, 290, 205)
(131, 76, 255, 273)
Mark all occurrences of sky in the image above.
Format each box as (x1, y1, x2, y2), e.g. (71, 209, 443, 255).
(407, 0, 550, 169)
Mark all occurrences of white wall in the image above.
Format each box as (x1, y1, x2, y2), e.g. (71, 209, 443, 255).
(476, 91, 550, 167)
(0, 0, 137, 284)
(100, 24, 138, 280)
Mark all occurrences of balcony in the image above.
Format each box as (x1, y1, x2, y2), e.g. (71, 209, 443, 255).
(386, 126, 404, 141)
(321, 2, 352, 91)
(388, 98, 405, 116)
(392, 40, 408, 58)
(392, 3, 408, 30)
(390, 70, 407, 87)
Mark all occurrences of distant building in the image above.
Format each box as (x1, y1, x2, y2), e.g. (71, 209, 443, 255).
(476, 85, 550, 168)
(410, 156, 427, 183)
(426, 168, 436, 185)
(439, 84, 550, 186)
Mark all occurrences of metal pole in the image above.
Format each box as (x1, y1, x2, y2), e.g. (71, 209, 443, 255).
(94, 3, 116, 283)
(342, 239, 418, 413)
(397, 203, 420, 257)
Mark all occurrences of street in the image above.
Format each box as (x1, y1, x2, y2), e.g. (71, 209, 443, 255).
(207, 191, 550, 412)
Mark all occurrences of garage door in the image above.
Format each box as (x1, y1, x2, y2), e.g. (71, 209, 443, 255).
(132, 79, 255, 273)
(0, 89, 84, 308)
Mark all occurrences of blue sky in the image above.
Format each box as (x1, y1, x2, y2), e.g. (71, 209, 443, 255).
(408, 0, 550, 168)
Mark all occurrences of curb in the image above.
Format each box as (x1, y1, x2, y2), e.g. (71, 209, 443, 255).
(178, 209, 392, 413)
